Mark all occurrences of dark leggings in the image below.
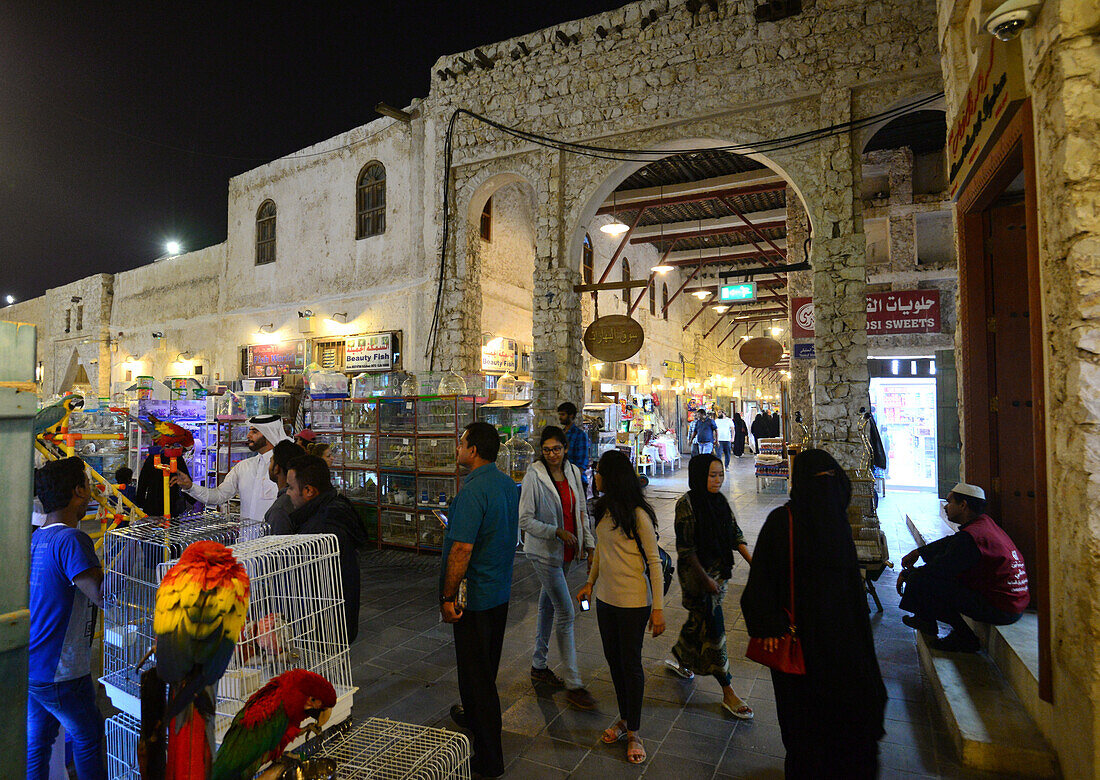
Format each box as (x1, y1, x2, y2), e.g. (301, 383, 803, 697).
(596, 599, 650, 732)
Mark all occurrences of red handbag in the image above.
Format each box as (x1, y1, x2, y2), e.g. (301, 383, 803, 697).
(746, 508, 806, 675)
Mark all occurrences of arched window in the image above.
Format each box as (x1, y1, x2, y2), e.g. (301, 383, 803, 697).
(582, 234, 593, 284)
(356, 162, 386, 238)
(480, 197, 493, 241)
(256, 200, 276, 265)
(621, 258, 631, 304)
(662, 283, 669, 320)
(649, 278, 656, 316)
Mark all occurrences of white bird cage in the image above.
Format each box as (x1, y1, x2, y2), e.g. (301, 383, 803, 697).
(316, 718, 470, 779)
(101, 510, 267, 715)
(105, 712, 141, 780)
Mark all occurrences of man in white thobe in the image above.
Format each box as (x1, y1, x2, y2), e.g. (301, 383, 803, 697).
(172, 414, 289, 529)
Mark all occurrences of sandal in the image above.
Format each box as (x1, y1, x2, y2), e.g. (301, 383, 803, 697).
(721, 700, 754, 720)
(626, 735, 646, 764)
(601, 720, 628, 744)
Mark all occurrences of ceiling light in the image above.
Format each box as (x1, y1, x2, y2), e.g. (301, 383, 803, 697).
(652, 264, 673, 273)
(601, 219, 629, 236)
(691, 290, 711, 299)
(712, 305, 729, 313)
(770, 325, 783, 336)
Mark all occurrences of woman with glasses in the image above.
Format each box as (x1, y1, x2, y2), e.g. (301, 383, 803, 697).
(518, 426, 597, 710)
(576, 450, 665, 764)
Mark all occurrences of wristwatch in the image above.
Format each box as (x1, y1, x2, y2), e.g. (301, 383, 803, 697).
(440, 593, 458, 604)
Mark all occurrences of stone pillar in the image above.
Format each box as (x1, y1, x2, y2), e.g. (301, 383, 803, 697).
(434, 219, 482, 374)
(531, 152, 583, 430)
(887, 147, 917, 272)
(811, 88, 869, 468)
(785, 187, 814, 434)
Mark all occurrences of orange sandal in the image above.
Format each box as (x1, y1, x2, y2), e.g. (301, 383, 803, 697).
(626, 735, 646, 764)
(601, 720, 628, 744)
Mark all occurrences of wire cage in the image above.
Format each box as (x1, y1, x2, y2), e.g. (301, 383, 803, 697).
(105, 711, 141, 780)
(315, 718, 471, 779)
(101, 510, 267, 714)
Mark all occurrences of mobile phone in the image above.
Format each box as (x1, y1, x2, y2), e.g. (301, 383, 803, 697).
(579, 597, 590, 612)
(432, 509, 448, 528)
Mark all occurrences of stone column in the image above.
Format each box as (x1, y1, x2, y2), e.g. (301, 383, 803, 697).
(531, 152, 583, 430)
(811, 88, 869, 468)
(785, 187, 814, 434)
(434, 218, 482, 374)
(887, 147, 917, 272)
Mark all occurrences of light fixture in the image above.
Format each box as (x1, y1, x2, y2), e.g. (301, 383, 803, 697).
(591, 362, 604, 371)
(175, 352, 192, 362)
(652, 264, 673, 273)
(4, 294, 14, 305)
(712, 305, 729, 313)
(151, 331, 165, 339)
(298, 310, 314, 318)
(166, 240, 181, 256)
(257, 323, 275, 333)
(770, 324, 783, 336)
(691, 290, 711, 300)
(600, 190, 629, 235)
(298, 310, 315, 333)
(327, 312, 348, 324)
(486, 336, 504, 351)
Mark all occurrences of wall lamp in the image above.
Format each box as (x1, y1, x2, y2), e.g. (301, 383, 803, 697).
(327, 312, 348, 325)
(257, 323, 275, 333)
(175, 352, 192, 362)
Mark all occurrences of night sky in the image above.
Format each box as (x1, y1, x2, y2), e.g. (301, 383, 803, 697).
(2, 2, 626, 301)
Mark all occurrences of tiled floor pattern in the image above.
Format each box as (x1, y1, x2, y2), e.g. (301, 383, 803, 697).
(346, 457, 1033, 779)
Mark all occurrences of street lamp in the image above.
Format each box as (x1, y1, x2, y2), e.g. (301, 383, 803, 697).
(166, 241, 181, 256)
(4, 295, 14, 305)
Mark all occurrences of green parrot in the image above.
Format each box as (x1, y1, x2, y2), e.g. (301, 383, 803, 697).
(34, 394, 84, 435)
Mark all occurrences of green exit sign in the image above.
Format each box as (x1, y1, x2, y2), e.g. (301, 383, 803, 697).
(719, 283, 757, 302)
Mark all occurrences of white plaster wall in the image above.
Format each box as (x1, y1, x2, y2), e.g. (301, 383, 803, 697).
(480, 182, 536, 347)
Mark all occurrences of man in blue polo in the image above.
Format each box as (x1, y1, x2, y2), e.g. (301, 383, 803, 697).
(557, 402, 589, 494)
(440, 422, 519, 779)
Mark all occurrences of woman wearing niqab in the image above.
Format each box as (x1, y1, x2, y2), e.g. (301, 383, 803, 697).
(741, 449, 886, 779)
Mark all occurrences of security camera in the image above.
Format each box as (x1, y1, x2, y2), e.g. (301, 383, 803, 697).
(984, 0, 1042, 41)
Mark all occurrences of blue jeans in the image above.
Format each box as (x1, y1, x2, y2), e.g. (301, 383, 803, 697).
(529, 556, 583, 689)
(699, 442, 715, 454)
(26, 675, 106, 780)
(719, 441, 732, 466)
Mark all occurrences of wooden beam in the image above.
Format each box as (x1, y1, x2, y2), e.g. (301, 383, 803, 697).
(662, 262, 704, 314)
(627, 241, 677, 316)
(630, 218, 786, 245)
(606, 170, 785, 206)
(595, 181, 787, 215)
(595, 208, 645, 284)
(719, 196, 788, 260)
(716, 323, 741, 349)
(573, 279, 651, 293)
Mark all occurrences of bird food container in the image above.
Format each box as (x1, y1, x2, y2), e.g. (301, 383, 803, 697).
(417, 476, 456, 508)
(218, 667, 264, 702)
(104, 624, 140, 649)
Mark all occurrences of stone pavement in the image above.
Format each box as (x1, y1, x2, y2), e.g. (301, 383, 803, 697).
(347, 456, 1029, 779)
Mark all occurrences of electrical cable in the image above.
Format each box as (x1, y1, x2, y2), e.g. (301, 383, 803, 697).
(425, 92, 943, 365)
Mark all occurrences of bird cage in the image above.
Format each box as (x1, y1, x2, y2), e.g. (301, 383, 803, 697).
(196, 534, 357, 745)
(101, 510, 266, 716)
(105, 711, 141, 780)
(315, 718, 471, 779)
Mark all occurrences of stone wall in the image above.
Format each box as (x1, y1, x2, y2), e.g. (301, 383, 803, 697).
(938, 0, 1100, 776)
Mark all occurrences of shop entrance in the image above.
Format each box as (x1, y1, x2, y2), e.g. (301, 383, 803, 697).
(870, 374, 937, 491)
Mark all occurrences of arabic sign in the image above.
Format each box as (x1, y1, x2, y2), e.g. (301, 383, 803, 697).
(584, 315, 645, 362)
(947, 37, 1026, 199)
(345, 333, 394, 372)
(247, 340, 305, 377)
(719, 283, 757, 303)
(481, 338, 518, 373)
(792, 343, 816, 360)
(789, 291, 941, 337)
(662, 360, 697, 380)
(739, 337, 784, 368)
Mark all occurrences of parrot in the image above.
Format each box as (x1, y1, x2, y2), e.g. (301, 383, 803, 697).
(34, 393, 84, 435)
(148, 413, 195, 449)
(152, 540, 250, 779)
(211, 669, 338, 780)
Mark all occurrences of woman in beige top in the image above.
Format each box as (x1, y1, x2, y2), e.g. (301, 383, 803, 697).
(576, 450, 664, 764)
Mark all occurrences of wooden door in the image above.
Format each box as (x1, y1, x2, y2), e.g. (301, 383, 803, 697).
(983, 200, 1037, 598)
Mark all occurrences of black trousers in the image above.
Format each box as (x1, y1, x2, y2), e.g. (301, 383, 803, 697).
(596, 599, 650, 732)
(453, 602, 508, 776)
(900, 569, 1022, 635)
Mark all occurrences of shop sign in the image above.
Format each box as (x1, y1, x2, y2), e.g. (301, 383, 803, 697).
(345, 333, 394, 372)
(719, 282, 757, 303)
(661, 360, 697, 380)
(481, 338, 518, 374)
(247, 340, 305, 378)
(792, 343, 815, 360)
(947, 37, 1026, 200)
(739, 337, 784, 368)
(789, 291, 941, 337)
(584, 315, 644, 362)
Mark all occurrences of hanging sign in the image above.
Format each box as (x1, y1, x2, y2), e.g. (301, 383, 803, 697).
(584, 315, 644, 362)
(947, 37, 1026, 200)
(789, 291, 941, 337)
(481, 338, 518, 373)
(248, 340, 305, 377)
(739, 337, 784, 368)
(345, 333, 394, 372)
(792, 343, 816, 360)
(719, 282, 757, 303)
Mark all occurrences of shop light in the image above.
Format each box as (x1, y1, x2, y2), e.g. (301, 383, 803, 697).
(911, 360, 918, 375)
(601, 219, 629, 236)
(891, 359, 899, 375)
(770, 325, 783, 336)
(486, 336, 504, 351)
(166, 240, 181, 256)
(712, 305, 729, 313)
(591, 362, 603, 371)
(4, 294, 14, 305)
(652, 264, 673, 273)
(690, 290, 711, 300)
(256, 323, 275, 334)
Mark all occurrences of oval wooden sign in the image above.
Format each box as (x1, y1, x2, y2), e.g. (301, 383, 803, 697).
(584, 315, 645, 362)
(739, 337, 784, 368)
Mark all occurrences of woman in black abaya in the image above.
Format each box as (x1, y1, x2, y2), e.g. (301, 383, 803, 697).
(732, 412, 748, 457)
(741, 449, 886, 779)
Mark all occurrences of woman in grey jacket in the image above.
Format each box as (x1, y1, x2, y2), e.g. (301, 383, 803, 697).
(520, 425, 597, 710)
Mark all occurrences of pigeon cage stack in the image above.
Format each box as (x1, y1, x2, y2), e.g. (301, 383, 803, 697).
(847, 474, 890, 611)
(315, 718, 471, 780)
(101, 510, 266, 715)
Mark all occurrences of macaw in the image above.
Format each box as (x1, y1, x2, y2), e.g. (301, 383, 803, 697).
(148, 413, 195, 449)
(34, 393, 84, 435)
(211, 669, 337, 780)
(153, 541, 250, 779)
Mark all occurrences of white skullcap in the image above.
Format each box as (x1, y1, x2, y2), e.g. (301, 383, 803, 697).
(248, 414, 290, 446)
(950, 482, 986, 500)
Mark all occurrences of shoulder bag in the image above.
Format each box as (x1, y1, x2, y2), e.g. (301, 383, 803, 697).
(745, 507, 806, 675)
(633, 520, 674, 596)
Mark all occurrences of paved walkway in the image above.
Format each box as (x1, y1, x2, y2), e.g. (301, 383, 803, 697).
(347, 456, 1023, 779)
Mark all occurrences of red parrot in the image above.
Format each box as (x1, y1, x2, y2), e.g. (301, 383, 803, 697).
(148, 413, 195, 449)
(153, 541, 250, 779)
(211, 669, 337, 780)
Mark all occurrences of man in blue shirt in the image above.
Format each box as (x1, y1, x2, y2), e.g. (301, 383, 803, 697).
(695, 409, 718, 454)
(28, 457, 106, 780)
(440, 422, 519, 779)
(557, 402, 589, 493)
